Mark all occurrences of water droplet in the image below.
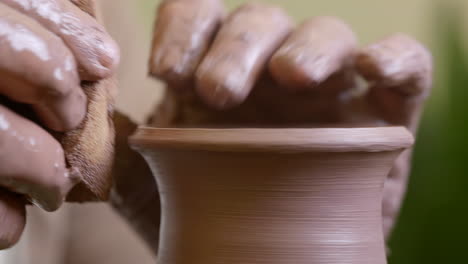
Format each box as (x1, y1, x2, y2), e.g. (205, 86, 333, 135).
(0, 114, 10, 131)
(65, 56, 73, 71)
(0, 20, 51, 61)
(54, 68, 63, 80)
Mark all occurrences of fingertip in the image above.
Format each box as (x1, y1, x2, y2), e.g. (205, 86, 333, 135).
(98, 37, 121, 76)
(359, 34, 433, 130)
(270, 16, 357, 91)
(36, 87, 88, 132)
(194, 2, 292, 108)
(356, 33, 433, 96)
(26, 156, 79, 212)
(196, 66, 248, 109)
(65, 0, 121, 81)
(0, 191, 26, 250)
(269, 49, 321, 91)
(77, 34, 121, 81)
(150, 46, 194, 85)
(149, 0, 225, 85)
(0, 107, 79, 212)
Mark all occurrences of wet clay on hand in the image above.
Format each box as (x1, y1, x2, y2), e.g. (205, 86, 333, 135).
(0, 105, 78, 212)
(0, 0, 118, 244)
(150, 0, 225, 85)
(0, 4, 86, 132)
(2, 0, 120, 80)
(195, 3, 292, 108)
(0, 0, 119, 249)
(269, 16, 357, 90)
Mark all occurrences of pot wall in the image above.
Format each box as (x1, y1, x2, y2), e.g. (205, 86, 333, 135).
(138, 148, 403, 264)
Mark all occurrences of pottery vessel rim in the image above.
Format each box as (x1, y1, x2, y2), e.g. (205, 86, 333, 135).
(130, 126, 414, 153)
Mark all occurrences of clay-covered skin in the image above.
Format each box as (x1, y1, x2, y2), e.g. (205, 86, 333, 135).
(148, 0, 433, 245)
(0, 0, 119, 249)
(2, 0, 120, 81)
(270, 17, 358, 90)
(0, 105, 78, 211)
(0, 105, 79, 249)
(196, 3, 293, 108)
(0, 4, 86, 131)
(150, 0, 225, 86)
(0, 189, 25, 250)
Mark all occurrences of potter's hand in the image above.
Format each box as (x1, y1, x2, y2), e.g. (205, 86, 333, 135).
(148, 0, 433, 241)
(0, 0, 119, 249)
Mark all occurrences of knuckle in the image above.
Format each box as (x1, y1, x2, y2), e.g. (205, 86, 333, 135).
(43, 86, 72, 101)
(152, 47, 191, 81)
(33, 177, 65, 212)
(239, 2, 287, 16)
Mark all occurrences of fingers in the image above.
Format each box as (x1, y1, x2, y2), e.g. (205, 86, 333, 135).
(0, 6, 87, 131)
(381, 153, 411, 239)
(3, 0, 120, 80)
(0, 189, 25, 250)
(149, 0, 225, 85)
(0, 105, 80, 211)
(356, 34, 433, 239)
(356, 34, 433, 132)
(196, 3, 293, 109)
(270, 17, 357, 91)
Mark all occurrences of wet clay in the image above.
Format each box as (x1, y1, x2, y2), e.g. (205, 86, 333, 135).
(0, 1, 117, 247)
(196, 3, 292, 108)
(0, 105, 79, 211)
(150, 0, 225, 86)
(0, 4, 86, 131)
(2, 0, 120, 80)
(131, 127, 413, 264)
(0, 0, 117, 205)
(270, 16, 357, 90)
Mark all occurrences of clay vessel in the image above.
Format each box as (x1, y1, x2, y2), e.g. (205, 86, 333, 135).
(130, 127, 413, 264)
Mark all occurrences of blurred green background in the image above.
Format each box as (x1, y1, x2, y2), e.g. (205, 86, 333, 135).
(389, 4, 468, 264)
(134, 0, 468, 263)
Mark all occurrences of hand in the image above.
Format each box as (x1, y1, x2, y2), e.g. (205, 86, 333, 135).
(0, 0, 119, 249)
(147, 0, 432, 242)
